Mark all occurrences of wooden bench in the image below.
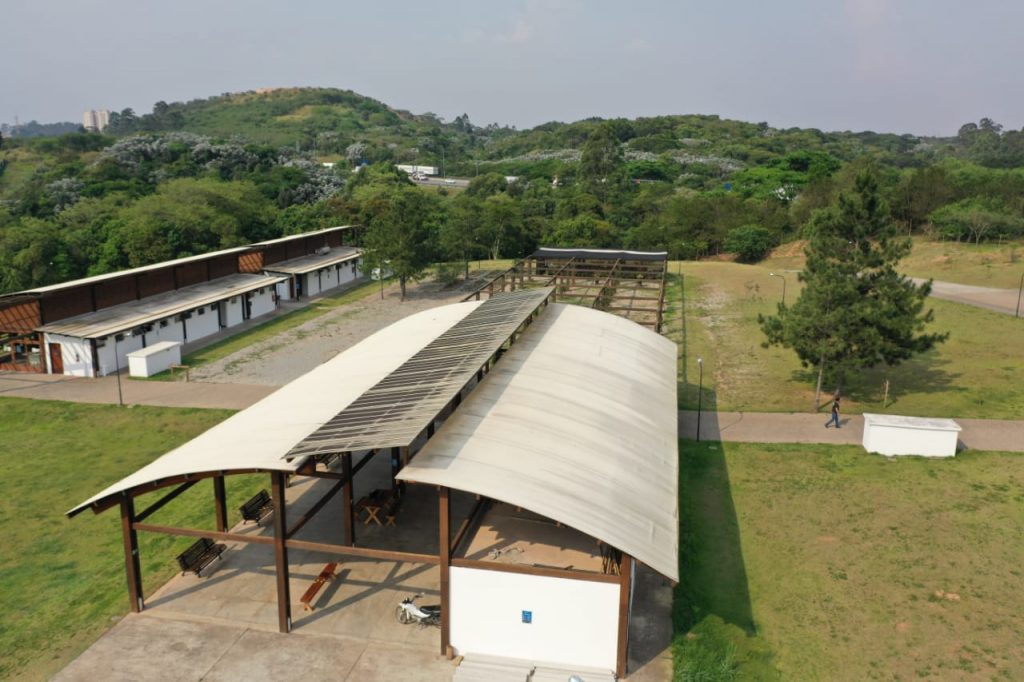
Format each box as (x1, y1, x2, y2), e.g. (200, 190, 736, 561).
(383, 495, 401, 527)
(176, 537, 227, 577)
(300, 562, 340, 611)
(239, 489, 274, 526)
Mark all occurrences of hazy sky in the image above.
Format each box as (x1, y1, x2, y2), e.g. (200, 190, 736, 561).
(3, 0, 1022, 136)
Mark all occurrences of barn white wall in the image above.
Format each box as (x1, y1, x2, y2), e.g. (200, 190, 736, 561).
(224, 297, 244, 326)
(248, 288, 276, 318)
(96, 332, 144, 377)
(44, 333, 95, 377)
(185, 305, 220, 342)
(449, 567, 619, 671)
(275, 279, 293, 301)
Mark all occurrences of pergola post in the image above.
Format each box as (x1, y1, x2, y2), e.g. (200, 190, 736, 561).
(616, 553, 633, 679)
(439, 486, 452, 658)
(399, 446, 409, 495)
(390, 447, 400, 495)
(119, 494, 143, 613)
(342, 452, 354, 546)
(271, 471, 292, 633)
(213, 475, 227, 533)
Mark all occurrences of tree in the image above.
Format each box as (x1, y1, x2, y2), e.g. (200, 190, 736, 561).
(362, 185, 439, 300)
(759, 170, 947, 407)
(724, 225, 775, 263)
(930, 198, 1024, 244)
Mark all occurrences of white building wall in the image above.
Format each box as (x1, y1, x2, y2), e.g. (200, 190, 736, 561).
(96, 332, 145, 377)
(44, 333, 95, 377)
(275, 280, 293, 302)
(248, 288, 276, 318)
(225, 296, 245, 326)
(305, 272, 321, 297)
(146, 319, 186, 347)
(184, 306, 220, 342)
(320, 266, 338, 291)
(449, 567, 620, 671)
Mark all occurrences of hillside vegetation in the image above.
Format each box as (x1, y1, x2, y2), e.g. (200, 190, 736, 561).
(2, 87, 1023, 295)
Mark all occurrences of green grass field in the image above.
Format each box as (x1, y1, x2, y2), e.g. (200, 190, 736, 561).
(0, 398, 257, 680)
(763, 237, 1024, 289)
(675, 440, 1024, 681)
(671, 262, 1023, 418)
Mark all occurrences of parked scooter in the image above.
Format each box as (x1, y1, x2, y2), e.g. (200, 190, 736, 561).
(395, 594, 441, 626)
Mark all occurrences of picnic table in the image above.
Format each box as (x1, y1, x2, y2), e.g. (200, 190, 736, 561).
(355, 488, 401, 526)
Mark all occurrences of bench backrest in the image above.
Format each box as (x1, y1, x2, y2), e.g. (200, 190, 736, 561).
(240, 489, 271, 515)
(177, 537, 215, 569)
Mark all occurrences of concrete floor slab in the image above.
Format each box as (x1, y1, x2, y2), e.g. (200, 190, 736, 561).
(200, 629, 366, 682)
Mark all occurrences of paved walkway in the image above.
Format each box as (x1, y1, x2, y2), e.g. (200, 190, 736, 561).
(912, 277, 1022, 316)
(0, 373, 274, 410)
(679, 411, 1024, 452)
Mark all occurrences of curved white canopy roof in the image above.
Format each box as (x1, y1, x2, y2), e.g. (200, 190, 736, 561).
(397, 303, 679, 581)
(68, 302, 480, 516)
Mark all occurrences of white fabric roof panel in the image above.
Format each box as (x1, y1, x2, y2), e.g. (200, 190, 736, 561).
(67, 302, 481, 516)
(397, 303, 679, 581)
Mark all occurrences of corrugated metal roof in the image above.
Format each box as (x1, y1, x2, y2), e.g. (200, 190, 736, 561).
(533, 247, 668, 261)
(37, 273, 285, 339)
(252, 225, 355, 247)
(285, 288, 553, 458)
(263, 246, 362, 275)
(397, 303, 679, 581)
(11, 247, 252, 296)
(67, 302, 481, 516)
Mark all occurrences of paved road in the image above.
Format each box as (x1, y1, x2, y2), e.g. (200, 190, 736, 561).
(0, 373, 274, 410)
(912, 277, 1022, 316)
(679, 411, 1024, 452)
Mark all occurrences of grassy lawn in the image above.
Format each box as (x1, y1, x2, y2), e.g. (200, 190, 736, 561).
(764, 237, 1024, 289)
(675, 440, 1024, 681)
(0, 397, 262, 680)
(673, 262, 1024, 418)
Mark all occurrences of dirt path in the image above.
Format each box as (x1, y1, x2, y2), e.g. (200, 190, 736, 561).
(190, 277, 480, 386)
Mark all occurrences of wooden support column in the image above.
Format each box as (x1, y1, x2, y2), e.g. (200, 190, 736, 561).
(342, 453, 354, 546)
(271, 471, 292, 633)
(616, 553, 634, 679)
(390, 447, 400, 494)
(213, 475, 228, 533)
(119, 494, 144, 613)
(399, 446, 409, 495)
(439, 486, 452, 658)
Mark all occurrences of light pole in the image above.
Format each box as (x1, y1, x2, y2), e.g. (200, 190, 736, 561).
(1016, 271, 1023, 318)
(696, 357, 704, 442)
(769, 272, 787, 306)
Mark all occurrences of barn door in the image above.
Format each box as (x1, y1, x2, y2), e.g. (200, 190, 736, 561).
(49, 343, 64, 374)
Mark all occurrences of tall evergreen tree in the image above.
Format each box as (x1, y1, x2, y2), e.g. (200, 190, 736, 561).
(759, 170, 947, 407)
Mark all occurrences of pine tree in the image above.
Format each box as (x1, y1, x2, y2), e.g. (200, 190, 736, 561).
(759, 170, 947, 407)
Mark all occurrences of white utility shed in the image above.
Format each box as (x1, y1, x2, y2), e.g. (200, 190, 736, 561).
(862, 413, 962, 457)
(127, 341, 182, 378)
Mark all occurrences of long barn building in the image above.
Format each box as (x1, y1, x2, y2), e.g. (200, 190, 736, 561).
(0, 226, 362, 377)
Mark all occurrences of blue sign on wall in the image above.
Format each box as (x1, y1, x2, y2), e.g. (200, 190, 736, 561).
(522, 610, 532, 624)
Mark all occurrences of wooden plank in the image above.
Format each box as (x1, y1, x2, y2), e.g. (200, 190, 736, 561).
(133, 522, 275, 546)
(451, 557, 620, 584)
(286, 539, 440, 565)
(134, 480, 198, 523)
(439, 486, 452, 657)
(616, 554, 633, 679)
(120, 495, 143, 613)
(271, 472, 292, 633)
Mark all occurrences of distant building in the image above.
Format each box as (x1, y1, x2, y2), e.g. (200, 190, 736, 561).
(82, 109, 110, 132)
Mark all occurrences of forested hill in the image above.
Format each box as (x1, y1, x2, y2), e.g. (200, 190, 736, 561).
(1, 87, 1022, 294)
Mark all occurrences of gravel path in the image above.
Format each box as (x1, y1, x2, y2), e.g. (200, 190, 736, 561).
(190, 277, 484, 386)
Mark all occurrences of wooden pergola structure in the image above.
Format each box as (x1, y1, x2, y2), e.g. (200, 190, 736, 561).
(68, 287, 676, 678)
(464, 248, 669, 333)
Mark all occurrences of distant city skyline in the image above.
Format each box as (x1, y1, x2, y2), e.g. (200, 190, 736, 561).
(2, 1, 1023, 137)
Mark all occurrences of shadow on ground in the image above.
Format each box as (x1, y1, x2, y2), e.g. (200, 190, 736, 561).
(674, 386, 779, 678)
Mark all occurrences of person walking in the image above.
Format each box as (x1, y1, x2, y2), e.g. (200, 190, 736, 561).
(825, 396, 841, 429)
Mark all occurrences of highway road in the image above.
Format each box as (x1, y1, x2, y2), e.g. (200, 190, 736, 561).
(414, 176, 470, 189)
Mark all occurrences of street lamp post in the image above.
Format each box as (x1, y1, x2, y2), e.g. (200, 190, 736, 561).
(1016, 271, 1023, 318)
(696, 357, 704, 442)
(769, 272, 787, 306)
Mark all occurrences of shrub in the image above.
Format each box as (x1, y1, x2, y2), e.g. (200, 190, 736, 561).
(724, 225, 775, 263)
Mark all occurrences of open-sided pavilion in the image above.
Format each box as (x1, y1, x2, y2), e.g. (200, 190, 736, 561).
(68, 287, 678, 677)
